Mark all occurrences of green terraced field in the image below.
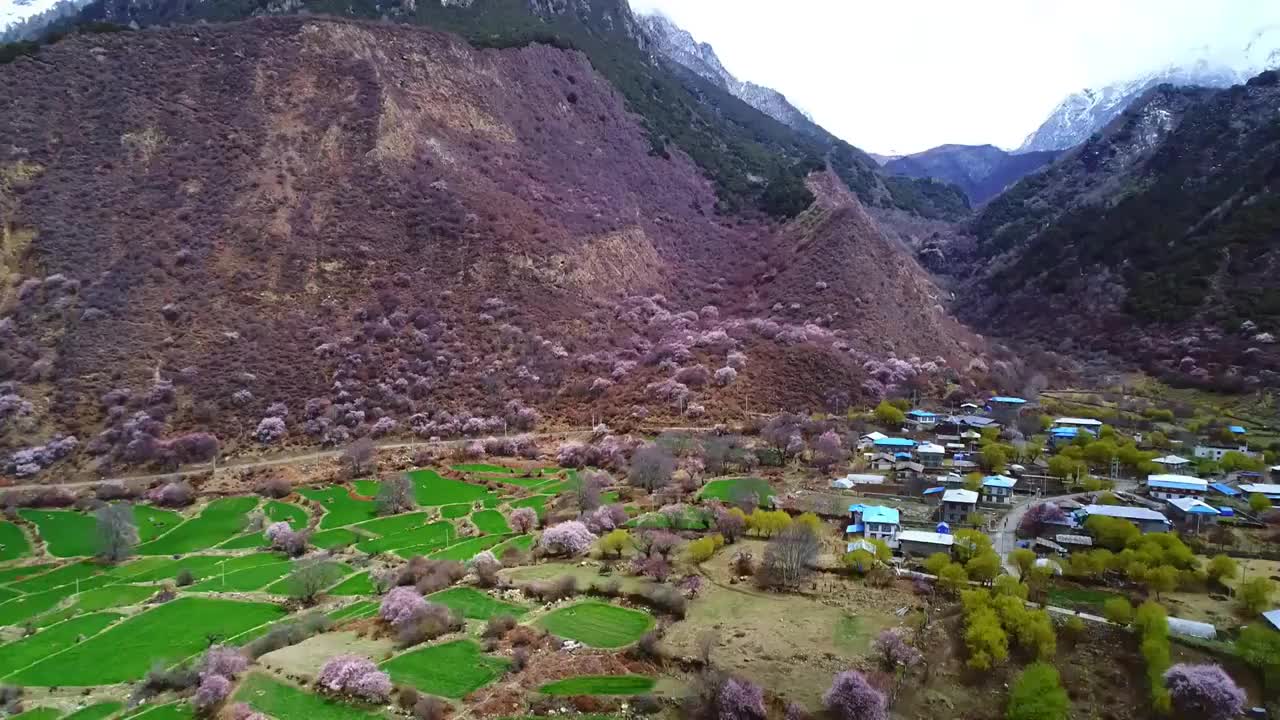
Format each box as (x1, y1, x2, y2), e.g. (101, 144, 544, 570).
(0, 586, 81, 626)
(310, 528, 360, 549)
(0, 521, 31, 561)
(128, 703, 193, 720)
(698, 477, 774, 505)
(382, 640, 509, 698)
(406, 469, 488, 506)
(329, 600, 378, 621)
(440, 504, 471, 519)
(536, 602, 654, 648)
(63, 702, 124, 720)
(11, 561, 101, 593)
(8, 597, 286, 686)
(470, 510, 511, 534)
(328, 571, 375, 596)
(428, 587, 525, 620)
(67, 584, 157, 612)
(17, 509, 97, 557)
(353, 522, 454, 556)
(508, 495, 552, 517)
(136, 497, 259, 555)
(133, 506, 183, 542)
(235, 673, 384, 720)
(265, 500, 308, 527)
(0, 564, 54, 583)
(187, 559, 292, 592)
(492, 535, 535, 556)
(538, 675, 655, 696)
(298, 488, 378, 529)
(426, 535, 507, 562)
(262, 561, 351, 596)
(351, 512, 435, 537)
(450, 463, 515, 474)
(0, 612, 121, 677)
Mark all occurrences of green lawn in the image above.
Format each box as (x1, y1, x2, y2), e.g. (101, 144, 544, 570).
(0, 520, 31, 560)
(428, 587, 525, 620)
(698, 477, 774, 506)
(328, 571, 375, 596)
(134, 506, 184, 542)
(297, 487, 378, 529)
(471, 510, 511, 534)
(427, 535, 507, 562)
(538, 675, 655, 696)
(18, 509, 97, 557)
(8, 597, 286, 686)
(11, 561, 102, 593)
(0, 612, 122, 677)
(406, 469, 489, 506)
(136, 497, 259, 555)
(235, 673, 385, 720)
(63, 702, 124, 720)
(382, 639, 509, 698)
(440, 504, 471, 519)
(187, 559, 293, 592)
(536, 602, 654, 648)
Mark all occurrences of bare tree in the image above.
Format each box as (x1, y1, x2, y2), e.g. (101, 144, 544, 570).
(286, 560, 342, 605)
(376, 474, 417, 516)
(95, 503, 138, 563)
(629, 444, 674, 492)
(342, 438, 377, 477)
(576, 470, 607, 512)
(759, 525, 820, 589)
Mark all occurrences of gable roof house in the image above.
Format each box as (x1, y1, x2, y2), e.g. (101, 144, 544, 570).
(1146, 474, 1208, 500)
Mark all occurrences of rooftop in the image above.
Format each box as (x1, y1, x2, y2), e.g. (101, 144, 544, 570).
(922, 487, 945, 496)
(1053, 417, 1104, 427)
(1167, 497, 1220, 515)
(1080, 504, 1169, 523)
(897, 530, 954, 546)
(861, 431, 888, 442)
(1209, 482, 1241, 496)
(1240, 483, 1280, 496)
(917, 442, 945, 454)
(906, 410, 937, 418)
(1264, 610, 1280, 632)
(1152, 455, 1190, 465)
(1230, 425, 1247, 434)
(982, 475, 1017, 488)
(989, 396, 1027, 404)
(943, 489, 979, 504)
(1147, 475, 1208, 492)
(862, 506, 900, 525)
(873, 437, 917, 448)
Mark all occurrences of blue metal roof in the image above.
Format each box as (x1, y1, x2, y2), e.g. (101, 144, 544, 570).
(848, 503, 867, 513)
(989, 396, 1027, 404)
(906, 410, 937, 418)
(1230, 425, 1247, 434)
(982, 475, 1017, 488)
(894, 452, 913, 460)
(873, 437, 917, 448)
(845, 524, 864, 534)
(922, 487, 945, 495)
(1210, 482, 1241, 496)
(1264, 609, 1280, 631)
(1220, 507, 1236, 516)
(862, 506, 900, 525)
(1051, 427, 1079, 437)
(935, 521, 951, 534)
(1148, 478, 1207, 491)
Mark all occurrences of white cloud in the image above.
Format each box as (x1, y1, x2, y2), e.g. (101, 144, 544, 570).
(631, 0, 1280, 154)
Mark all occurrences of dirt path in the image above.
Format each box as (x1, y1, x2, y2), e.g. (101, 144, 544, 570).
(2, 424, 718, 493)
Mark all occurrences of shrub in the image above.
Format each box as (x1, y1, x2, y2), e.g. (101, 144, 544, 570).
(937, 563, 968, 595)
(686, 536, 719, 563)
(483, 614, 517, 638)
(872, 628, 921, 671)
(1206, 555, 1238, 583)
(629, 444, 675, 492)
(149, 481, 194, 507)
(380, 587, 428, 629)
(265, 522, 308, 556)
(922, 552, 951, 575)
(194, 673, 231, 712)
(243, 614, 331, 658)
(396, 603, 462, 648)
(1007, 662, 1068, 720)
(255, 417, 287, 444)
(470, 550, 501, 587)
(758, 525, 819, 589)
(509, 507, 537, 534)
(717, 677, 765, 720)
(714, 507, 747, 543)
(823, 670, 886, 720)
(376, 474, 416, 516)
(413, 695, 448, 720)
(1103, 597, 1134, 625)
(599, 528, 630, 558)
(539, 521, 597, 557)
(256, 477, 292, 499)
(95, 502, 138, 563)
(1239, 577, 1275, 614)
(200, 646, 248, 679)
(317, 656, 392, 703)
(1163, 664, 1245, 720)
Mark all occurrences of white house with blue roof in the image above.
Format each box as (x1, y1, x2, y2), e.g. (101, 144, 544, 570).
(906, 410, 939, 429)
(847, 503, 901, 547)
(980, 475, 1018, 505)
(988, 396, 1027, 424)
(872, 437, 917, 453)
(1166, 497, 1221, 530)
(1146, 474, 1208, 500)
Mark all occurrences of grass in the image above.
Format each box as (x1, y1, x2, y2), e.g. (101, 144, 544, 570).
(235, 673, 385, 720)
(382, 639, 509, 698)
(9, 709, 61, 720)
(354, 521, 454, 555)
(428, 587, 525, 620)
(187, 558, 293, 592)
(8, 597, 287, 686)
(134, 506, 184, 542)
(452, 463, 514, 474)
(11, 561, 102, 593)
(0, 586, 82, 626)
(328, 571, 375, 596)
(63, 702, 124, 720)
(65, 583, 156, 612)
(1047, 586, 1122, 609)
(311, 528, 360, 549)
(108, 553, 277, 584)
(329, 600, 379, 621)
(136, 497, 259, 555)
(427, 535, 507, 562)
(0, 563, 54, 583)
(0, 612, 121, 677)
(297, 487, 378, 529)
(536, 601, 654, 648)
(0, 586, 16, 603)
(0, 520, 31, 560)
(406, 469, 489, 506)
(833, 614, 875, 653)
(493, 535, 535, 556)
(440, 504, 471, 519)
(265, 501, 308, 527)
(18, 509, 97, 557)
(351, 512, 435, 537)
(698, 477, 774, 506)
(509, 495, 552, 517)
(128, 703, 193, 720)
(538, 675, 655, 696)
(471, 509, 511, 534)
(262, 561, 351, 595)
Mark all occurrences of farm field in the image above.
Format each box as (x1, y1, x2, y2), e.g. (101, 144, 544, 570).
(0, 520, 31, 560)
(63, 702, 124, 720)
(135, 497, 260, 555)
(382, 639, 510, 698)
(429, 586, 526, 619)
(406, 469, 491, 505)
(0, 612, 121, 677)
(537, 601, 654, 648)
(698, 477, 774, 505)
(235, 673, 384, 720)
(539, 675, 656, 696)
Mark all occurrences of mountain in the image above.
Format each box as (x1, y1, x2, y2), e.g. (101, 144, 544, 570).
(1018, 60, 1267, 153)
(960, 70, 1280, 390)
(637, 13, 816, 135)
(0, 15, 992, 476)
(883, 144, 1059, 206)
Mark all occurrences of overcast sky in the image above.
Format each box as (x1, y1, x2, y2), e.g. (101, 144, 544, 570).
(631, 0, 1280, 155)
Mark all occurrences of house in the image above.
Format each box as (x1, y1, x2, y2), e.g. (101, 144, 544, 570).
(940, 488, 978, 525)
(1053, 417, 1104, 431)
(951, 459, 978, 473)
(1077, 504, 1171, 534)
(922, 486, 946, 498)
(1152, 455, 1191, 472)
(1166, 497, 1221, 530)
(938, 473, 964, 486)
(897, 530, 954, 558)
(858, 431, 888, 450)
(981, 475, 1018, 505)
(917, 442, 945, 468)
(831, 474, 888, 489)
(988, 396, 1027, 423)
(1209, 482, 1242, 499)
(873, 437, 917, 456)
(1272, 466, 1280, 480)
(1146, 474, 1208, 500)
(1239, 483, 1280, 504)
(847, 504, 901, 547)
(1194, 444, 1255, 461)
(1054, 534, 1093, 551)
(1048, 426, 1085, 449)
(1262, 609, 1280, 633)
(1230, 425, 1247, 436)
(906, 410, 939, 429)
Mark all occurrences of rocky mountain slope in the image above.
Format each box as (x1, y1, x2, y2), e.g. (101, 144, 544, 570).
(960, 71, 1280, 389)
(883, 144, 1059, 206)
(0, 17, 993, 478)
(637, 13, 816, 134)
(1018, 59, 1274, 153)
